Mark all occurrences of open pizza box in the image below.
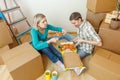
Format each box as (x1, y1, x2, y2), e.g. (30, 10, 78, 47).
(63, 51, 83, 70)
(59, 42, 83, 70)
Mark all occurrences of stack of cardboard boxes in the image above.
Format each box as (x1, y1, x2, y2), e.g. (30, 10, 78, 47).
(86, 0, 120, 80)
(86, 0, 118, 33)
(0, 20, 44, 80)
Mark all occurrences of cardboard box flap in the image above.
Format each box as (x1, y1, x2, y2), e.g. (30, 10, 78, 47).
(91, 54, 120, 74)
(63, 52, 83, 68)
(1, 42, 40, 72)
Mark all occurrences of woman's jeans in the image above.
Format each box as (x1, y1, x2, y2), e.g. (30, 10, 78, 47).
(38, 44, 63, 63)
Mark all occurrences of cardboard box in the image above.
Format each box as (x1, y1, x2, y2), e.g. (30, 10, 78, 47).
(0, 45, 9, 54)
(87, 0, 118, 12)
(86, 10, 105, 33)
(0, 20, 13, 47)
(63, 52, 83, 69)
(0, 42, 44, 80)
(99, 21, 120, 54)
(87, 48, 120, 80)
(0, 65, 13, 80)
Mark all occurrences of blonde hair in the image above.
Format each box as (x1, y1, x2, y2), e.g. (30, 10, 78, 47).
(33, 13, 46, 29)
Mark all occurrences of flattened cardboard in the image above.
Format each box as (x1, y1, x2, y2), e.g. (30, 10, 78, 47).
(63, 52, 83, 69)
(99, 21, 120, 54)
(0, 42, 44, 80)
(87, 48, 120, 80)
(87, 0, 118, 12)
(0, 20, 13, 47)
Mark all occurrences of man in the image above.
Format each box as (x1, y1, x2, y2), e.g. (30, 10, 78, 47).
(69, 12, 102, 59)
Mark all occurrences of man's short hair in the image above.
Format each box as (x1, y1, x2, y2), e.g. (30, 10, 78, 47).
(69, 12, 82, 21)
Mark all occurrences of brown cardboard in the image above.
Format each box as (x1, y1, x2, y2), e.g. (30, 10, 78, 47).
(62, 52, 83, 69)
(19, 32, 31, 43)
(87, 0, 118, 12)
(0, 45, 9, 54)
(99, 21, 120, 54)
(86, 10, 105, 33)
(0, 42, 44, 80)
(0, 20, 13, 47)
(87, 48, 120, 80)
(0, 65, 13, 80)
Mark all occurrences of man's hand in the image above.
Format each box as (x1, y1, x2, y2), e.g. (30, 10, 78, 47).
(75, 39, 84, 46)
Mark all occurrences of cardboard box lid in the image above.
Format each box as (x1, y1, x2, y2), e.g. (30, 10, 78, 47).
(0, 42, 40, 72)
(0, 20, 13, 47)
(63, 52, 83, 68)
(92, 48, 120, 74)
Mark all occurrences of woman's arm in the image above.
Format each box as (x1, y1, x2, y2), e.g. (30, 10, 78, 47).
(48, 24, 67, 35)
(30, 28, 49, 50)
(47, 24, 63, 32)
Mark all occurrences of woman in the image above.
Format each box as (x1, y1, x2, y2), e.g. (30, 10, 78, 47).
(30, 13, 67, 70)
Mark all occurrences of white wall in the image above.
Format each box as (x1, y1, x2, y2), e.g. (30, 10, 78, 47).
(2, 0, 87, 32)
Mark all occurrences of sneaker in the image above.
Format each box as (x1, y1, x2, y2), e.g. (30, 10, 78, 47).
(74, 67, 86, 75)
(45, 70, 51, 80)
(52, 71, 58, 80)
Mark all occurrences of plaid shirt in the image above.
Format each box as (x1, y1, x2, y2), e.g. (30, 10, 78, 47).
(77, 20, 101, 54)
